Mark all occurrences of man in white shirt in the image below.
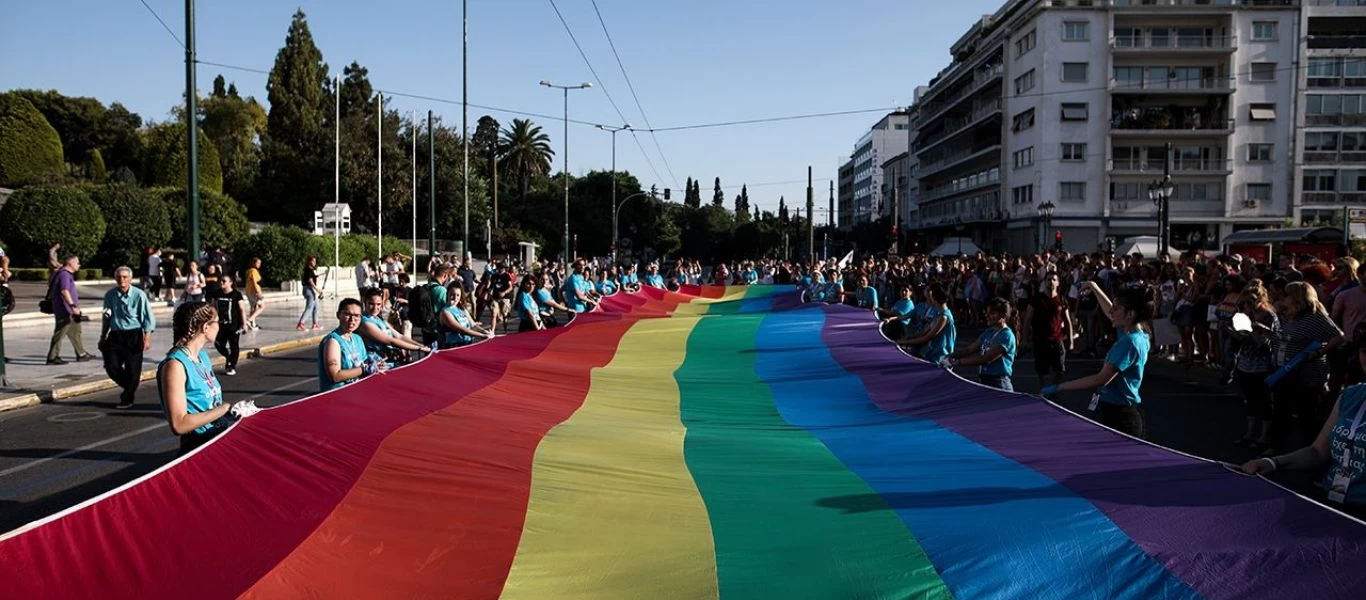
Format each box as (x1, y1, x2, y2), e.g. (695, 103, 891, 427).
(355, 257, 374, 295)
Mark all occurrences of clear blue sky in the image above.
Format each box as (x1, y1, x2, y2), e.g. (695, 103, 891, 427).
(1, 0, 1002, 215)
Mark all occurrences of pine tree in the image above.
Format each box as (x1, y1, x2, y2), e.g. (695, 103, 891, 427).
(212, 75, 227, 98)
(740, 185, 749, 213)
(258, 9, 331, 225)
(712, 177, 724, 206)
(684, 176, 700, 208)
(778, 196, 788, 221)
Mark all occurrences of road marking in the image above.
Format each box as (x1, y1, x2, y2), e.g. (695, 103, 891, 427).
(0, 377, 314, 479)
(47, 412, 107, 423)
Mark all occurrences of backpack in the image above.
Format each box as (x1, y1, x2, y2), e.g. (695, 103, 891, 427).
(408, 283, 440, 328)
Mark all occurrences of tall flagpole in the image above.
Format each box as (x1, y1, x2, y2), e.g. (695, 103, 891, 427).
(412, 111, 418, 266)
(462, 0, 470, 260)
(377, 92, 384, 259)
(333, 75, 340, 301)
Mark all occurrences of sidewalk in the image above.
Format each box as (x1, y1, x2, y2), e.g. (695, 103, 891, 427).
(0, 294, 342, 412)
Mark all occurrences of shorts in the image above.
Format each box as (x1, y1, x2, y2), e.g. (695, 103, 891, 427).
(1033, 338, 1066, 376)
(495, 298, 512, 317)
(248, 294, 263, 313)
(979, 374, 1013, 392)
(1098, 402, 1145, 439)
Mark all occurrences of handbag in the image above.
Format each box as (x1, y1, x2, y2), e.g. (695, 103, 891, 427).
(37, 272, 58, 314)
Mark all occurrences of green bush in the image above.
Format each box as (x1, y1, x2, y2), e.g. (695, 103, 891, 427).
(89, 184, 172, 270)
(7, 267, 102, 281)
(0, 93, 64, 187)
(86, 148, 107, 183)
(140, 121, 223, 193)
(232, 224, 313, 287)
(0, 185, 105, 265)
(156, 187, 250, 251)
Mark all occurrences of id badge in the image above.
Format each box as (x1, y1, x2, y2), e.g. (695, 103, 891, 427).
(1328, 468, 1352, 504)
(1088, 393, 1100, 412)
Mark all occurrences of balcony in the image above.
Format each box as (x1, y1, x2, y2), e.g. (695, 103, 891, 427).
(918, 144, 1002, 179)
(1111, 109, 1234, 136)
(1111, 34, 1236, 54)
(1306, 114, 1366, 126)
(919, 170, 1002, 203)
(915, 99, 1003, 157)
(1111, 77, 1234, 94)
(1109, 157, 1232, 174)
(919, 64, 1004, 127)
(1111, 198, 1224, 217)
(1303, 191, 1366, 204)
(1304, 150, 1366, 163)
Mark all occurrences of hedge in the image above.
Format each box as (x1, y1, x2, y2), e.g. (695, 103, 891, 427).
(140, 122, 223, 193)
(89, 184, 172, 269)
(155, 187, 250, 251)
(0, 93, 64, 187)
(234, 226, 415, 288)
(0, 185, 105, 266)
(7, 268, 103, 281)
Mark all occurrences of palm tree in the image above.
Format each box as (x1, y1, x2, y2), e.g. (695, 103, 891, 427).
(499, 118, 554, 207)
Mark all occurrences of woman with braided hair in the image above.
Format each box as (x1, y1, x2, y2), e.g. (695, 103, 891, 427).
(157, 302, 238, 455)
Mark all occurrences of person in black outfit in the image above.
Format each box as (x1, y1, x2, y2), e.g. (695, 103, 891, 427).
(213, 275, 247, 375)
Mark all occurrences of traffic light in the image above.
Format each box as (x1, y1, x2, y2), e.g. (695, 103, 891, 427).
(1054, 230, 1063, 252)
(664, 188, 671, 200)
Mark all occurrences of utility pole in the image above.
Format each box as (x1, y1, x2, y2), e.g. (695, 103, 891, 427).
(828, 181, 834, 227)
(893, 183, 900, 256)
(377, 92, 384, 259)
(184, 0, 200, 260)
(428, 110, 436, 282)
(806, 166, 815, 261)
(462, 0, 470, 260)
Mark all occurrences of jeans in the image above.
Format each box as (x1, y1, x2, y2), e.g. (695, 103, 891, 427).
(979, 374, 1013, 391)
(299, 288, 319, 325)
(47, 316, 87, 360)
(102, 329, 144, 402)
(214, 328, 241, 369)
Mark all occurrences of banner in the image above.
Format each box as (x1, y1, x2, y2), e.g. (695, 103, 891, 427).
(2, 285, 1365, 599)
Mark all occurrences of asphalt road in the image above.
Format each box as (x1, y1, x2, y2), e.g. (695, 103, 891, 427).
(0, 319, 1325, 536)
(0, 347, 318, 533)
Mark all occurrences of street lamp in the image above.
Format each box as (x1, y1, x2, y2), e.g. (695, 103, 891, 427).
(954, 218, 965, 255)
(612, 186, 663, 264)
(1147, 176, 1175, 254)
(1037, 200, 1056, 252)
(596, 123, 631, 265)
(540, 80, 592, 262)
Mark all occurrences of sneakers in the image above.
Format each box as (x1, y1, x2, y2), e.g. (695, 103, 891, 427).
(46, 358, 68, 365)
(225, 367, 237, 376)
(296, 323, 306, 331)
(75, 354, 95, 362)
(115, 400, 135, 410)
(310, 324, 323, 330)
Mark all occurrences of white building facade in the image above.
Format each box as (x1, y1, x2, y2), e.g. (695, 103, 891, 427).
(849, 112, 911, 227)
(1295, 1, 1366, 227)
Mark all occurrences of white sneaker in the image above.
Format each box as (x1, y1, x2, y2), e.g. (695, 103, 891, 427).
(225, 367, 237, 376)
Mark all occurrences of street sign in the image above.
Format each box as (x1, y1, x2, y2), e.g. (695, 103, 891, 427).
(1348, 208, 1366, 241)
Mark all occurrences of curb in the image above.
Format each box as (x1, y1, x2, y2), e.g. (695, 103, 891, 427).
(1, 291, 307, 330)
(0, 334, 325, 414)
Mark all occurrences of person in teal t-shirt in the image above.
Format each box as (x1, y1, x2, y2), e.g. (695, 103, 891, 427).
(158, 302, 237, 455)
(877, 285, 916, 340)
(906, 285, 956, 364)
(516, 275, 545, 333)
(319, 297, 385, 392)
(1043, 283, 1153, 438)
(439, 283, 493, 348)
(853, 275, 879, 309)
(948, 298, 1017, 391)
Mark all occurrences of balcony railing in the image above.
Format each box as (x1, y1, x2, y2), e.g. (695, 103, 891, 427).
(1304, 150, 1366, 163)
(918, 144, 1001, 177)
(1106, 0, 1296, 5)
(920, 64, 1004, 125)
(1307, 76, 1366, 89)
(1306, 114, 1366, 126)
(1112, 35, 1236, 50)
(916, 99, 1003, 154)
(1111, 198, 1225, 217)
(1304, 191, 1366, 204)
(1111, 77, 1233, 92)
(920, 172, 1002, 203)
(1111, 111, 1234, 132)
(1109, 157, 1232, 173)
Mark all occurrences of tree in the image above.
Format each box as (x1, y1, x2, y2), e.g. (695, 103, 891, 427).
(258, 9, 332, 226)
(85, 148, 107, 183)
(683, 176, 696, 208)
(0, 93, 64, 187)
(411, 119, 490, 244)
(200, 76, 267, 205)
(734, 192, 751, 224)
(140, 121, 223, 193)
(157, 187, 251, 251)
(472, 115, 502, 225)
(10, 90, 145, 179)
(778, 196, 789, 221)
(89, 184, 171, 268)
(741, 185, 750, 213)
(712, 177, 724, 206)
(0, 185, 105, 264)
(499, 118, 554, 208)
(212, 75, 227, 98)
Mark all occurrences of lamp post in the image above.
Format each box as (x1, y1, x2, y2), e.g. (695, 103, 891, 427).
(1148, 166, 1175, 256)
(540, 80, 592, 262)
(612, 186, 660, 263)
(1037, 200, 1056, 253)
(596, 123, 631, 265)
(954, 219, 965, 256)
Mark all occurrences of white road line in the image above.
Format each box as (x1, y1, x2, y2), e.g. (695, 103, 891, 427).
(0, 377, 314, 479)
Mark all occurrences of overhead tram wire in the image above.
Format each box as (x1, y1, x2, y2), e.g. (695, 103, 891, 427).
(135, 0, 184, 48)
(544, 0, 667, 186)
(589, 0, 679, 190)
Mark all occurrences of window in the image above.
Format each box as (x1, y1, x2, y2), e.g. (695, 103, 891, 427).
(1062, 62, 1088, 83)
(1012, 184, 1034, 205)
(1247, 183, 1272, 202)
(1112, 66, 1143, 88)
(1250, 62, 1276, 82)
(1012, 108, 1036, 132)
(1061, 143, 1087, 161)
(1015, 30, 1037, 58)
(1248, 143, 1273, 162)
(1060, 102, 1088, 121)
(1304, 170, 1337, 192)
(1249, 103, 1276, 121)
(1015, 69, 1036, 95)
(1252, 21, 1277, 41)
(1013, 147, 1035, 169)
(1309, 57, 1341, 78)
(1306, 131, 1340, 151)
(1111, 182, 1144, 202)
(1060, 182, 1086, 202)
(1063, 22, 1088, 41)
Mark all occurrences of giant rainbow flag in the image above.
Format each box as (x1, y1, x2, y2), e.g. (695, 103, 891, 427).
(3, 285, 1366, 599)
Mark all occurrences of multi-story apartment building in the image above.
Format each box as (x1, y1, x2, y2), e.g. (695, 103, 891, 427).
(837, 158, 856, 230)
(849, 112, 911, 228)
(912, 0, 1311, 255)
(1295, 1, 1366, 226)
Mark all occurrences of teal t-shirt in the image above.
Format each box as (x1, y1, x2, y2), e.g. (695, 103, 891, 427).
(422, 283, 447, 334)
(442, 305, 476, 346)
(318, 330, 367, 392)
(1325, 384, 1366, 505)
(160, 348, 224, 435)
(977, 325, 1017, 378)
(890, 298, 914, 326)
(1100, 327, 1149, 406)
(645, 274, 665, 289)
(856, 286, 878, 309)
(908, 303, 932, 337)
(360, 315, 395, 355)
(564, 274, 589, 312)
(923, 305, 956, 364)
(535, 288, 555, 312)
(597, 279, 618, 295)
(517, 290, 539, 322)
